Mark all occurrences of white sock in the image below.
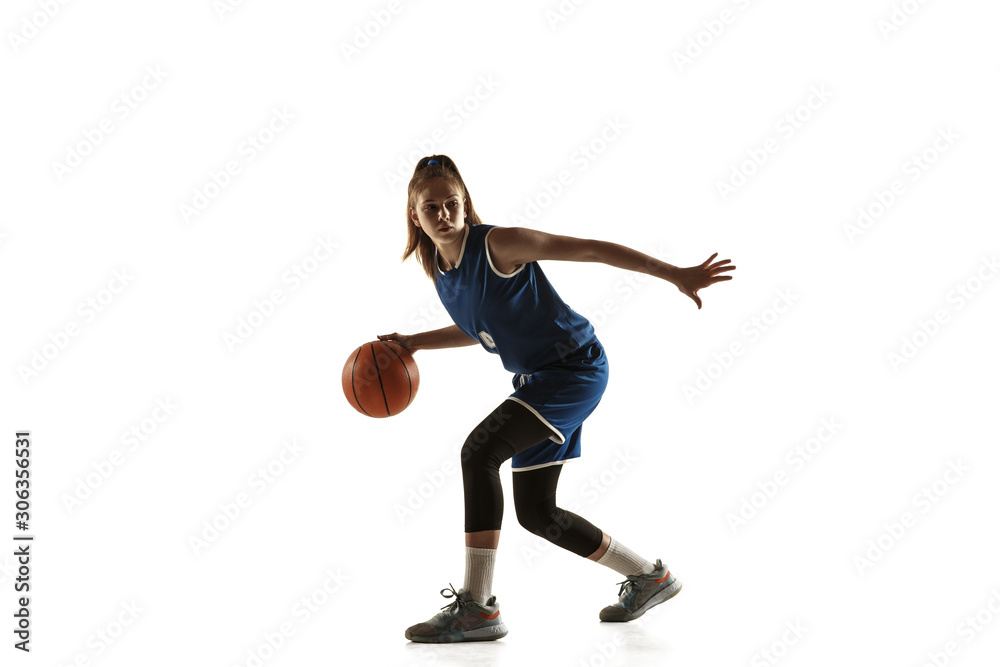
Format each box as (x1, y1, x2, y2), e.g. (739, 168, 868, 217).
(595, 538, 656, 577)
(463, 547, 496, 604)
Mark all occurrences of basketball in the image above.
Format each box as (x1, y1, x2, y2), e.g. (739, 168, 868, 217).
(342, 340, 420, 417)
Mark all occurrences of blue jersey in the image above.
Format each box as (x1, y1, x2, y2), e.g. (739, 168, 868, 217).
(434, 224, 597, 375)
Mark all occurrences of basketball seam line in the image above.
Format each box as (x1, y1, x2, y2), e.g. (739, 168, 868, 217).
(371, 342, 391, 417)
(350, 347, 372, 418)
(381, 341, 413, 408)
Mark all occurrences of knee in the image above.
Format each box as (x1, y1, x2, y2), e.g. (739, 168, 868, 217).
(460, 431, 505, 474)
(515, 503, 542, 535)
(515, 500, 561, 538)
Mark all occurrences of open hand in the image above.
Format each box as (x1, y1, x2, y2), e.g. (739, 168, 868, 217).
(674, 253, 735, 309)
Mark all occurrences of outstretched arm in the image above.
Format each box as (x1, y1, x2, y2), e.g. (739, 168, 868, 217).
(488, 227, 735, 309)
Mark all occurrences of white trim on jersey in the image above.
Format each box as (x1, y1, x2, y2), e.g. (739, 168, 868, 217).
(484, 227, 526, 278)
(511, 460, 568, 473)
(435, 224, 472, 275)
(506, 396, 565, 444)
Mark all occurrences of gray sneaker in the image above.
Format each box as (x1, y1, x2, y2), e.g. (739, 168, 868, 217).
(405, 584, 508, 643)
(599, 559, 682, 622)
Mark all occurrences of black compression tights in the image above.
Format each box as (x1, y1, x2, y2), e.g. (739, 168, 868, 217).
(461, 399, 604, 558)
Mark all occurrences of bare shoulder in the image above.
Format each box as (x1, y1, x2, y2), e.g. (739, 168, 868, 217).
(487, 225, 527, 241)
(488, 226, 544, 249)
(486, 226, 594, 266)
(485, 225, 527, 274)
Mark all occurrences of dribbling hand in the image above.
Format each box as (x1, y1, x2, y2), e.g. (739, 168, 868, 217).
(377, 332, 415, 352)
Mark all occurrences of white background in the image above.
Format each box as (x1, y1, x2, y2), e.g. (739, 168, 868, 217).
(2, 1, 999, 665)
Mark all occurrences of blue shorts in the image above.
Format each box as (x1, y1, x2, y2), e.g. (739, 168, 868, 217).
(507, 340, 609, 471)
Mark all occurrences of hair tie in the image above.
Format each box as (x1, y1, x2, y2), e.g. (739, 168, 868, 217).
(427, 159, 440, 165)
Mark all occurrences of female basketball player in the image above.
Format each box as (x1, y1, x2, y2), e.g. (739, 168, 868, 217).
(378, 155, 734, 643)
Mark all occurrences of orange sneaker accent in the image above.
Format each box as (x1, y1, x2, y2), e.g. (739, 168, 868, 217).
(480, 609, 500, 620)
(655, 571, 671, 584)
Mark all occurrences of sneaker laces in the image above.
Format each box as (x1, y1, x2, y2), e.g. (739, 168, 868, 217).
(438, 583, 472, 614)
(616, 577, 638, 603)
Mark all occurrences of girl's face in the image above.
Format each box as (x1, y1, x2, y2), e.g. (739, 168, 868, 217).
(410, 178, 467, 247)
